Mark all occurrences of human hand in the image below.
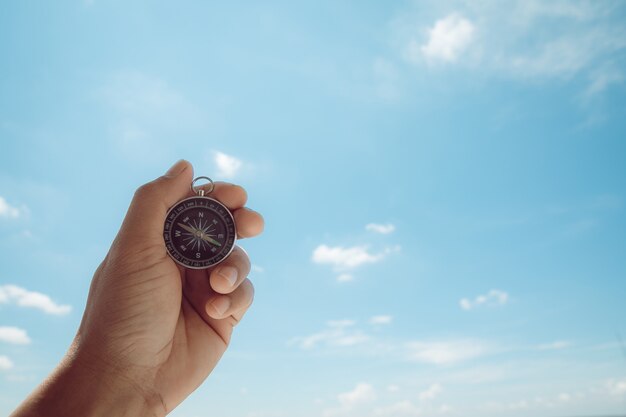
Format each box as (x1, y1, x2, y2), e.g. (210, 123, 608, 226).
(11, 160, 264, 417)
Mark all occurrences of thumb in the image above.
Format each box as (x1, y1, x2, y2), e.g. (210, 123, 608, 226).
(115, 160, 194, 249)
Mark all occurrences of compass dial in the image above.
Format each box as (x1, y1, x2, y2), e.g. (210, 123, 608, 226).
(163, 196, 236, 269)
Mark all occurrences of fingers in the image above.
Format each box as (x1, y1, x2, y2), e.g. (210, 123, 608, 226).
(205, 278, 254, 320)
(209, 246, 250, 294)
(193, 182, 264, 239)
(195, 181, 247, 210)
(182, 247, 255, 332)
(116, 159, 194, 244)
(233, 208, 264, 238)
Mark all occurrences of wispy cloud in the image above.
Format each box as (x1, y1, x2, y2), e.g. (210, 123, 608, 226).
(369, 315, 393, 325)
(0, 196, 24, 219)
(365, 223, 396, 234)
(251, 264, 265, 274)
(373, 58, 401, 100)
(98, 70, 203, 162)
(419, 383, 443, 401)
(292, 320, 493, 369)
(373, 400, 421, 417)
(607, 379, 626, 396)
(312, 245, 399, 282)
(213, 150, 243, 179)
(323, 383, 376, 417)
(0, 284, 72, 315)
(405, 339, 488, 365)
(337, 273, 354, 283)
(536, 340, 571, 350)
(459, 289, 509, 311)
(290, 320, 369, 350)
(0, 355, 13, 370)
(338, 383, 376, 407)
(0, 326, 31, 345)
(393, 1, 626, 97)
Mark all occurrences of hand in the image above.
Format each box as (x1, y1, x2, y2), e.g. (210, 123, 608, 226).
(11, 160, 264, 417)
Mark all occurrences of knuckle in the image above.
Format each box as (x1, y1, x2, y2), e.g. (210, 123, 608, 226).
(134, 182, 155, 199)
(242, 279, 255, 303)
(133, 178, 166, 201)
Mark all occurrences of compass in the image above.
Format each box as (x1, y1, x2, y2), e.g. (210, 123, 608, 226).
(163, 176, 237, 269)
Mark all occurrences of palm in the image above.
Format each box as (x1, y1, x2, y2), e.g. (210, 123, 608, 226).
(151, 261, 234, 412)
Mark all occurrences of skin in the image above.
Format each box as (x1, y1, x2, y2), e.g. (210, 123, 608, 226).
(11, 160, 264, 417)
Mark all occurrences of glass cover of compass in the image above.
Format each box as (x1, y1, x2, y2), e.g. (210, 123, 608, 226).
(163, 195, 237, 269)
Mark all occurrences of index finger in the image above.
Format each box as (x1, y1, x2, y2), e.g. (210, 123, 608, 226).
(192, 181, 248, 210)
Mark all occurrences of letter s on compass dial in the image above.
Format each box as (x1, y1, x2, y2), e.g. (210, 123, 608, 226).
(163, 196, 237, 269)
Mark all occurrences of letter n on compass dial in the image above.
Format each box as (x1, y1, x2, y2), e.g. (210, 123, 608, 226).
(163, 196, 237, 269)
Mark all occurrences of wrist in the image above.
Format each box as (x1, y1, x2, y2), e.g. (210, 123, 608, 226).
(11, 341, 165, 417)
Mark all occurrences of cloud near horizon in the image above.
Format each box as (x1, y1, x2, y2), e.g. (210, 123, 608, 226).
(460, 289, 509, 311)
(0, 285, 72, 315)
(0, 196, 23, 219)
(0, 326, 31, 345)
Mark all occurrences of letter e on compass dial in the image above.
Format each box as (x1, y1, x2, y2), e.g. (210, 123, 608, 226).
(163, 196, 237, 269)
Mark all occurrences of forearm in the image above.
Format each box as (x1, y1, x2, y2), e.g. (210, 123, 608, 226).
(10, 343, 165, 417)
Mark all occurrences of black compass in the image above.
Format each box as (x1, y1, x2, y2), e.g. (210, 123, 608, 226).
(163, 177, 236, 269)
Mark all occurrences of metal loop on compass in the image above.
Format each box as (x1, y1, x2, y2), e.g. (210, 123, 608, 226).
(191, 176, 214, 196)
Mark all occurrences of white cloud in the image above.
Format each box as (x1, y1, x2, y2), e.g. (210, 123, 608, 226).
(365, 223, 396, 234)
(213, 151, 243, 179)
(0, 326, 31, 345)
(406, 340, 487, 365)
(394, 1, 626, 99)
(0, 285, 72, 315)
(290, 320, 369, 350)
(251, 264, 265, 273)
(338, 383, 376, 407)
(0, 196, 22, 219)
(369, 315, 393, 325)
(312, 245, 390, 270)
(414, 14, 475, 64)
(324, 383, 376, 417)
(459, 289, 509, 310)
(0, 355, 14, 370)
(607, 379, 626, 396)
(419, 383, 443, 401)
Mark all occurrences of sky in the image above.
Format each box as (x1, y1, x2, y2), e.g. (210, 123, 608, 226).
(1, 1, 626, 416)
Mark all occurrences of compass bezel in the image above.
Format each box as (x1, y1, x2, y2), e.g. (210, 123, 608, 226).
(163, 195, 237, 269)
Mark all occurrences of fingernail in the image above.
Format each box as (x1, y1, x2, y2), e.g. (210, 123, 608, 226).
(209, 297, 230, 316)
(218, 266, 238, 287)
(165, 159, 188, 177)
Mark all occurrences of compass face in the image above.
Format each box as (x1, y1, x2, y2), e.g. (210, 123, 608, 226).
(163, 196, 237, 269)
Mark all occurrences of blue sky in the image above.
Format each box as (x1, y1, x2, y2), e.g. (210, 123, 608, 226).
(1, 1, 626, 416)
